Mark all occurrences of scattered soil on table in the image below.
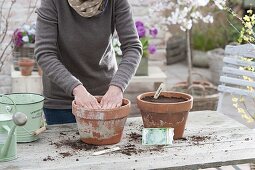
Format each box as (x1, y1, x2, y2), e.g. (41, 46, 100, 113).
(51, 139, 98, 151)
(120, 143, 143, 156)
(118, 143, 164, 156)
(60, 132, 67, 136)
(245, 138, 250, 141)
(177, 137, 188, 141)
(142, 96, 188, 103)
(43, 156, 55, 161)
(76, 158, 79, 161)
(189, 136, 211, 144)
(149, 146, 164, 153)
(59, 152, 72, 158)
(128, 132, 142, 142)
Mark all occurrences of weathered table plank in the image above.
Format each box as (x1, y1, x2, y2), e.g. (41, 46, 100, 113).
(1, 111, 255, 170)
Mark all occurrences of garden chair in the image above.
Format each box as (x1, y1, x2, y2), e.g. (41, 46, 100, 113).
(217, 43, 255, 170)
(217, 44, 255, 127)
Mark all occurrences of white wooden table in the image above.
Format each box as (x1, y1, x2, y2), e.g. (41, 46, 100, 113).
(131, 66, 167, 90)
(1, 111, 255, 170)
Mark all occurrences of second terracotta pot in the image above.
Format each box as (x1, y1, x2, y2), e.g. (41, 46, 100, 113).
(72, 97, 131, 145)
(18, 58, 35, 76)
(137, 91, 193, 139)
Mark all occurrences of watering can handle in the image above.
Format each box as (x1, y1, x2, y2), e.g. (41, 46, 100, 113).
(0, 125, 16, 159)
(33, 126, 46, 136)
(2, 125, 10, 133)
(0, 95, 17, 114)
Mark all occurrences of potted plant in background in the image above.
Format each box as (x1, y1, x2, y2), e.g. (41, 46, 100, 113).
(12, 23, 39, 74)
(192, 3, 242, 85)
(113, 20, 158, 76)
(148, 0, 227, 112)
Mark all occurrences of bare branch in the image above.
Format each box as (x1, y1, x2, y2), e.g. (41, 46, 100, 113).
(0, 52, 11, 72)
(0, 39, 12, 72)
(26, 0, 39, 23)
(0, 0, 37, 73)
(0, 0, 15, 44)
(240, 100, 255, 121)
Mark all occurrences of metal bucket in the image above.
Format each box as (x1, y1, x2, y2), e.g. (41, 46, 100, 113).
(0, 114, 16, 162)
(0, 93, 44, 143)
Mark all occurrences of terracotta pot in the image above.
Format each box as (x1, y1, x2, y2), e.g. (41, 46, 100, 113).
(72, 97, 131, 145)
(137, 91, 193, 139)
(18, 58, 35, 76)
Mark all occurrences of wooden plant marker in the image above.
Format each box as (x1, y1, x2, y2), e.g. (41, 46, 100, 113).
(153, 83, 165, 99)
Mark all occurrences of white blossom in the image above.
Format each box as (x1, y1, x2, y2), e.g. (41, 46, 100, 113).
(149, 0, 220, 31)
(22, 24, 31, 32)
(22, 36, 29, 42)
(28, 28, 35, 35)
(214, 0, 226, 10)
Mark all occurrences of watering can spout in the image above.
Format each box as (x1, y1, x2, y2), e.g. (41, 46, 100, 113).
(0, 112, 27, 159)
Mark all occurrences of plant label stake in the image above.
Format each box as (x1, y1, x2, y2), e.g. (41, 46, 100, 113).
(154, 83, 165, 99)
(92, 147, 121, 156)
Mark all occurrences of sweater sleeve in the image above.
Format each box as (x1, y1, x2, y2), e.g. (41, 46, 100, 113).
(34, 0, 82, 97)
(109, 0, 142, 92)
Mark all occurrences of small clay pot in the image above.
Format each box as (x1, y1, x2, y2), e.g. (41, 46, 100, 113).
(72, 97, 131, 145)
(18, 58, 35, 76)
(137, 91, 193, 139)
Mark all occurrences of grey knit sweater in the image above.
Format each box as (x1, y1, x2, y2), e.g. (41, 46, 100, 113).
(35, 0, 142, 109)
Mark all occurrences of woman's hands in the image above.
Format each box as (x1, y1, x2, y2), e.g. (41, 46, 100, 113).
(73, 85, 101, 109)
(73, 85, 123, 110)
(100, 85, 123, 109)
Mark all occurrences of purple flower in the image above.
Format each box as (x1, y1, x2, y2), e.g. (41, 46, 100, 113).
(148, 44, 157, 54)
(149, 28, 158, 38)
(135, 21, 144, 28)
(137, 26, 146, 38)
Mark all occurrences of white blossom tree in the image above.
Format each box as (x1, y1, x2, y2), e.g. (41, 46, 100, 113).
(150, 0, 226, 86)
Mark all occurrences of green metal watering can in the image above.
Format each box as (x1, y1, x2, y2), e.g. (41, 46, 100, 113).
(0, 93, 45, 143)
(0, 112, 27, 162)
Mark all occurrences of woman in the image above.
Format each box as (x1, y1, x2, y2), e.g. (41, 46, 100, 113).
(35, 0, 142, 125)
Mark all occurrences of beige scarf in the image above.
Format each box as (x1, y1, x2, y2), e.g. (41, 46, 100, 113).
(68, 0, 104, 18)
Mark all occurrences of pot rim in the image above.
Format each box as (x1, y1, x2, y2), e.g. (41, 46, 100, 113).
(137, 91, 193, 105)
(0, 93, 45, 105)
(72, 97, 131, 112)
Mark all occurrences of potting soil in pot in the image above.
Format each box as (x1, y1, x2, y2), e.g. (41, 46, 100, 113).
(142, 96, 188, 103)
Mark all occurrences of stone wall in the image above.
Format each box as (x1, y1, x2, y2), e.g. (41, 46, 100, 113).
(0, 0, 167, 94)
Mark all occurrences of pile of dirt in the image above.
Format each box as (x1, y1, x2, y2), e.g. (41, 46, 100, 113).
(189, 135, 211, 144)
(128, 132, 142, 142)
(51, 139, 98, 151)
(59, 152, 72, 158)
(120, 144, 143, 156)
(43, 156, 55, 161)
(118, 143, 164, 156)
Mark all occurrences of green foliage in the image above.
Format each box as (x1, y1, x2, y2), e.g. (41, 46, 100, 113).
(192, 11, 241, 51)
(238, 9, 255, 43)
(140, 37, 149, 57)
